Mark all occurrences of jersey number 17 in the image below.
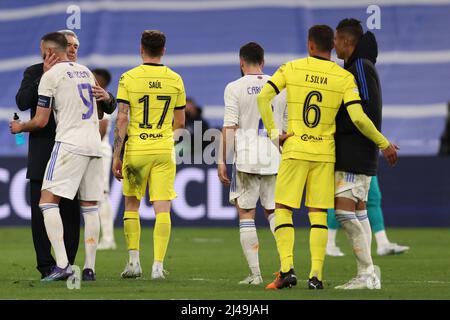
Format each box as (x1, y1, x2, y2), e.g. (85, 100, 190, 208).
(138, 95, 171, 129)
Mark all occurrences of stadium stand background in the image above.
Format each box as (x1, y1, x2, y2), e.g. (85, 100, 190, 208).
(0, 0, 449, 226)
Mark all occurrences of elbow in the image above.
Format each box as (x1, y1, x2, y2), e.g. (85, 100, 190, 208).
(36, 118, 48, 129)
(17, 104, 28, 112)
(351, 117, 362, 127)
(116, 115, 128, 128)
(176, 119, 185, 129)
(15, 95, 28, 111)
(256, 94, 266, 107)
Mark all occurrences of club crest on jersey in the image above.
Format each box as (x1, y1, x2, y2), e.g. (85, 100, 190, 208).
(149, 81, 162, 89)
(301, 134, 323, 142)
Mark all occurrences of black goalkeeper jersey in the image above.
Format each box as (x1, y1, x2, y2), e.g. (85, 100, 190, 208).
(335, 31, 383, 176)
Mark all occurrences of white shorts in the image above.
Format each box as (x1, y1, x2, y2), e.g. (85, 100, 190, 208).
(335, 171, 372, 202)
(42, 142, 103, 201)
(229, 168, 276, 210)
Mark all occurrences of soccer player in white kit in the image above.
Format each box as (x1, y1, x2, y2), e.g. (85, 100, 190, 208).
(93, 69, 116, 250)
(218, 42, 286, 285)
(10, 32, 103, 281)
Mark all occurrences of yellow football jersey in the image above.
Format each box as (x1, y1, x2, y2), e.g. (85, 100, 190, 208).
(117, 63, 186, 155)
(258, 56, 361, 163)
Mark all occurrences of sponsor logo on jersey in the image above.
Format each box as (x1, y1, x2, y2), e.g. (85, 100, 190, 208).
(301, 134, 323, 142)
(140, 133, 163, 140)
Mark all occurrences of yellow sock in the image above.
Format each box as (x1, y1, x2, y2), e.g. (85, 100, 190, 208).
(154, 212, 171, 262)
(274, 208, 295, 273)
(123, 211, 140, 251)
(308, 211, 328, 280)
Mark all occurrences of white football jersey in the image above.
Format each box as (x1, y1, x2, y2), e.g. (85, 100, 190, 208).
(38, 61, 101, 156)
(223, 74, 287, 175)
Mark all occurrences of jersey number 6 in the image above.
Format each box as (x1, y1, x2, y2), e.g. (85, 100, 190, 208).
(303, 91, 322, 128)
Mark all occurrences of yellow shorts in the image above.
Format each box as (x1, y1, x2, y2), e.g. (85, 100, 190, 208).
(275, 158, 334, 209)
(122, 153, 177, 201)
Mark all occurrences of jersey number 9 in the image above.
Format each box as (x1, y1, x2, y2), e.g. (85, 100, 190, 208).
(78, 83, 94, 120)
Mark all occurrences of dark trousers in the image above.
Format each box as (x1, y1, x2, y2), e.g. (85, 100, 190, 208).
(30, 180, 81, 277)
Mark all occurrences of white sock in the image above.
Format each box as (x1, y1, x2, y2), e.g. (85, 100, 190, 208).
(375, 230, 390, 248)
(152, 260, 163, 271)
(99, 194, 115, 243)
(81, 206, 100, 271)
(356, 210, 372, 255)
(327, 228, 338, 247)
(336, 209, 374, 275)
(239, 219, 261, 276)
(40, 203, 68, 268)
(267, 213, 276, 236)
(129, 250, 140, 265)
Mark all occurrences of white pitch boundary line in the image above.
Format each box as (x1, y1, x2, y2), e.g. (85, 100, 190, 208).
(2, 50, 450, 73)
(1, 0, 450, 21)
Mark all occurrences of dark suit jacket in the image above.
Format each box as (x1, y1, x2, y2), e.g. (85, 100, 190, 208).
(15, 62, 117, 180)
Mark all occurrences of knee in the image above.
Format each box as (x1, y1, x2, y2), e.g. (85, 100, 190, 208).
(335, 210, 357, 225)
(123, 210, 140, 220)
(80, 201, 98, 207)
(276, 202, 292, 211)
(367, 191, 381, 207)
(308, 211, 327, 227)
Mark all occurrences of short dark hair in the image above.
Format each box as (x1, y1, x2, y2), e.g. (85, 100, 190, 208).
(239, 42, 264, 65)
(308, 25, 334, 52)
(92, 68, 112, 87)
(141, 30, 166, 57)
(41, 32, 68, 52)
(336, 18, 363, 42)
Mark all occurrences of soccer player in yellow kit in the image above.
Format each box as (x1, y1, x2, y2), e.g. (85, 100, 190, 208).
(258, 25, 398, 290)
(112, 30, 186, 279)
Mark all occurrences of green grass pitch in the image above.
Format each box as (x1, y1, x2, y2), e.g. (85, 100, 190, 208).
(0, 227, 449, 299)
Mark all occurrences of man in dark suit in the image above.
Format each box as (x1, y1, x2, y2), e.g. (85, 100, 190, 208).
(15, 30, 116, 279)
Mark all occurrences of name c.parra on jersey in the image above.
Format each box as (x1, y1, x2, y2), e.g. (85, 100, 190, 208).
(149, 80, 162, 89)
(247, 85, 263, 95)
